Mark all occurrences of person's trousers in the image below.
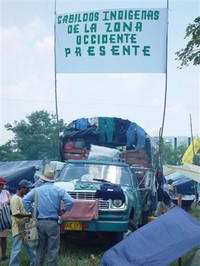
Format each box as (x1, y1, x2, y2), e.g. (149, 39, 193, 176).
(9, 234, 36, 266)
(36, 220, 60, 266)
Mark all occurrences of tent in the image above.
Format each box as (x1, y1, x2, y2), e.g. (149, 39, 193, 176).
(163, 164, 200, 183)
(164, 172, 195, 195)
(101, 206, 200, 266)
(0, 160, 65, 193)
(0, 160, 43, 193)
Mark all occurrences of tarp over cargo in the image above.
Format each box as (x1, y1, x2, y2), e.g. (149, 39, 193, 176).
(0, 160, 43, 193)
(101, 206, 200, 266)
(60, 117, 155, 163)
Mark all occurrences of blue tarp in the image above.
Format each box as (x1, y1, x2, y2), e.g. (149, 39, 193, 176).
(101, 206, 200, 266)
(0, 160, 43, 193)
(166, 173, 195, 195)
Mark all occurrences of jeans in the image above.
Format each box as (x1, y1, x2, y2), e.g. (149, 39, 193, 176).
(9, 234, 36, 266)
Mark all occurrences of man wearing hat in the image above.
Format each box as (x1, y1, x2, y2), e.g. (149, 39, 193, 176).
(9, 179, 36, 266)
(23, 169, 74, 266)
(0, 177, 11, 261)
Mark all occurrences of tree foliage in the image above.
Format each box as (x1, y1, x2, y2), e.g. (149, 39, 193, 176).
(161, 140, 200, 166)
(153, 138, 189, 167)
(0, 110, 66, 161)
(175, 16, 200, 68)
(162, 141, 188, 165)
(0, 141, 26, 161)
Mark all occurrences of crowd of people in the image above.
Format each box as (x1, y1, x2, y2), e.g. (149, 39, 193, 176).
(0, 170, 74, 266)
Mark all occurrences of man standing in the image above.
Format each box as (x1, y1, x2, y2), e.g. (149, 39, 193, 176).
(9, 179, 36, 266)
(23, 169, 74, 266)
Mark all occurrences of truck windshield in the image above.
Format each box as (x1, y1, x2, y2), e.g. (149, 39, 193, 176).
(58, 162, 132, 186)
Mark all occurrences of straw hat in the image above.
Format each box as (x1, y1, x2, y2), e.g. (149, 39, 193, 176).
(41, 170, 55, 183)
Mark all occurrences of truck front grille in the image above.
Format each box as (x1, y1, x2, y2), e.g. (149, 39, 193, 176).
(68, 191, 109, 210)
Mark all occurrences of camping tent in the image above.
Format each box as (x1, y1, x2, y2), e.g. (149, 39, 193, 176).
(167, 173, 195, 195)
(101, 206, 200, 266)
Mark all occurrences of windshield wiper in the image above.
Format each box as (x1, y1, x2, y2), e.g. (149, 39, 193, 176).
(93, 178, 114, 184)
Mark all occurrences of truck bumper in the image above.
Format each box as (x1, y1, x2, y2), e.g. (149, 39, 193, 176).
(61, 220, 128, 232)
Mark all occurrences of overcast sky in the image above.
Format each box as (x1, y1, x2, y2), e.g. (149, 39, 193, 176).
(0, 0, 199, 145)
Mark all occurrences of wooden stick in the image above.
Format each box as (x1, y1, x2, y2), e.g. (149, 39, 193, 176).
(91, 254, 97, 266)
(178, 257, 182, 266)
(177, 194, 182, 207)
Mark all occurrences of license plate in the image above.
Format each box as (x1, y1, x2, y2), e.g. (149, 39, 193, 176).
(63, 222, 82, 231)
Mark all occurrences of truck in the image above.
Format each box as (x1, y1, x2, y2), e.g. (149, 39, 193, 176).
(55, 117, 157, 242)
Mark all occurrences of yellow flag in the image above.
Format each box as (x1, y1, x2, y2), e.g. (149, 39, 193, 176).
(182, 135, 200, 165)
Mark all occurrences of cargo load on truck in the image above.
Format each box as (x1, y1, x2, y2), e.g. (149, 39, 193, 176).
(60, 116, 154, 167)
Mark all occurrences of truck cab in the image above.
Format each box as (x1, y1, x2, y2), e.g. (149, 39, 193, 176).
(55, 158, 143, 242)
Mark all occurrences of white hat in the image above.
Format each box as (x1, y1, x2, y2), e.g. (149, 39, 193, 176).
(41, 170, 55, 183)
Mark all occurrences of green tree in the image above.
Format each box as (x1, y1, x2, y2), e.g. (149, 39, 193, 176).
(1, 110, 65, 161)
(161, 140, 200, 166)
(162, 141, 188, 165)
(153, 137, 189, 166)
(193, 152, 200, 165)
(0, 141, 26, 161)
(175, 16, 200, 68)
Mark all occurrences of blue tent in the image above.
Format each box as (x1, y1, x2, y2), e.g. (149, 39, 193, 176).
(101, 206, 200, 266)
(165, 172, 195, 195)
(0, 160, 43, 193)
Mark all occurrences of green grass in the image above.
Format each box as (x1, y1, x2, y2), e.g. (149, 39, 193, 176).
(169, 203, 200, 266)
(2, 232, 107, 266)
(2, 203, 200, 266)
(188, 202, 200, 220)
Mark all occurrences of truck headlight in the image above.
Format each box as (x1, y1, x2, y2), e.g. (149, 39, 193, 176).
(113, 199, 123, 207)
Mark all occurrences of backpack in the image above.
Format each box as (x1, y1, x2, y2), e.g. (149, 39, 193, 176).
(95, 183, 125, 202)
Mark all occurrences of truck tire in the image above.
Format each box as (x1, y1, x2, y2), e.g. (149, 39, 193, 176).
(113, 220, 137, 244)
(139, 210, 150, 226)
(123, 220, 137, 239)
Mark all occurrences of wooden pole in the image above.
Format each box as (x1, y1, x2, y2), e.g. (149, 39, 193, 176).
(54, 0, 59, 125)
(158, 0, 169, 167)
(177, 194, 182, 207)
(90, 254, 97, 266)
(178, 258, 182, 266)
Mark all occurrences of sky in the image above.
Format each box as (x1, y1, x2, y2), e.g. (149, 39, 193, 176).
(0, 0, 199, 145)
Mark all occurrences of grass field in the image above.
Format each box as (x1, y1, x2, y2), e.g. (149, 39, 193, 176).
(2, 203, 200, 266)
(188, 202, 200, 220)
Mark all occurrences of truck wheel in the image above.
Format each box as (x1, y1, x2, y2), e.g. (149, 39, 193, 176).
(123, 220, 137, 239)
(114, 220, 137, 244)
(140, 210, 150, 226)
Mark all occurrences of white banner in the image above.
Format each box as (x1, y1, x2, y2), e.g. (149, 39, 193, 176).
(56, 8, 167, 73)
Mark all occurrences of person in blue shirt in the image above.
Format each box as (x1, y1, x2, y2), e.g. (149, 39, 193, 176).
(23, 169, 74, 266)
